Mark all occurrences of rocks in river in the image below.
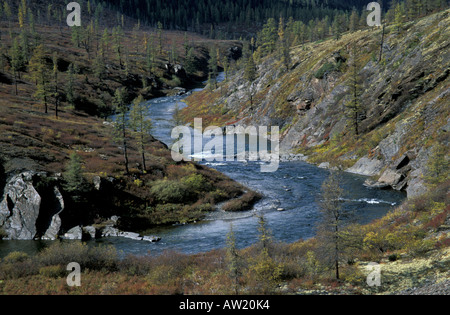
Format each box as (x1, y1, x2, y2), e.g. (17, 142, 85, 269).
(117, 231, 161, 242)
(60, 224, 161, 243)
(280, 153, 308, 162)
(143, 235, 161, 242)
(62, 226, 83, 240)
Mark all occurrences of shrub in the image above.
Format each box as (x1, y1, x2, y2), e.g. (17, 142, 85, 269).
(181, 173, 211, 193)
(37, 242, 118, 271)
(406, 239, 435, 257)
(39, 265, 66, 278)
(150, 180, 194, 204)
(3, 251, 29, 264)
(388, 253, 400, 262)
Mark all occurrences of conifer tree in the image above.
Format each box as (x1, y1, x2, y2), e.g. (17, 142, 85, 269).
(317, 171, 346, 281)
(258, 18, 277, 56)
(100, 28, 110, 61)
(184, 47, 196, 76)
(145, 34, 156, 74)
(244, 51, 257, 108)
(52, 52, 59, 118)
(157, 21, 163, 55)
(28, 44, 51, 113)
(66, 63, 76, 109)
(113, 88, 130, 174)
(249, 215, 282, 294)
(208, 46, 218, 89)
(63, 152, 86, 194)
(226, 224, 242, 295)
(9, 38, 23, 95)
(345, 45, 363, 137)
(130, 94, 152, 173)
(349, 10, 360, 32)
(112, 26, 123, 66)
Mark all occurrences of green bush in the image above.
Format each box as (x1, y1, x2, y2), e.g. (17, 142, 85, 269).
(39, 265, 66, 278)
(37, 241, 118, 271)
(3, 251, 29, 264)
(150, 180, 195, 204)
(181, 174, 211, 193)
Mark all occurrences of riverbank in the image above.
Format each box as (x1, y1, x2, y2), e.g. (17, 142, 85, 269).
(0, 177, 447, 295)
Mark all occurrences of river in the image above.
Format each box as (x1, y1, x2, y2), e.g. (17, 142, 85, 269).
(0, 73, 406, 258)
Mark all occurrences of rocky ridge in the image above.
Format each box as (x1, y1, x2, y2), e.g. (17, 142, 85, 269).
(184, 10, 450, 199)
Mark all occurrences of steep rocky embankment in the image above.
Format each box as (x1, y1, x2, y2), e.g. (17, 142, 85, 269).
(183, 10, 450, 199)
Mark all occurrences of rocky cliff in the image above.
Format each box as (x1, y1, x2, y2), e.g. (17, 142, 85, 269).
(182, 10, 450, 199)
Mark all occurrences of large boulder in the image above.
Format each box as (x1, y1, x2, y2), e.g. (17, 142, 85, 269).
(0, 172, 66, 240)
(0, 172, 42, 240)
(62, 226, 83, 240)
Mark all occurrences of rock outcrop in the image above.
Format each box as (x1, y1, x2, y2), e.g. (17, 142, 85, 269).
(0, 172, 41, 240)
(0, 172, 161, 242)
(183, 10, 450, 199)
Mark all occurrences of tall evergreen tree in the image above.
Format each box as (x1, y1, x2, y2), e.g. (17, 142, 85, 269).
(130, 94, 152, 173)
(208, 46, 218, 89)
(28, 44, 51, 113)
(113, 88, 130, 174)
(226, 224, 243, 295)
(9, 38, 23, 95)
(66, 63, 76, 109)
(317, 171, 346, 281)
(345, 45, 363, 137)
(52, 52, 59, 117)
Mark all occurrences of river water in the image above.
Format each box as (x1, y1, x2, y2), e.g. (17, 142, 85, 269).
(0, 74, 406, 258)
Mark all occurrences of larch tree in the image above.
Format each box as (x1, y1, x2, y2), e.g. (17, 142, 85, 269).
(244, 51, 257, 108)
(345, 45, 363, 137)
(208, 46, 218, 90)
(157, 21, 163, 55)
(66, 63, 76, 109)
(316, 171, 346, 281)
(249, 215, 282, 294)
(28, 44, 51, 113)
(112, 26, 123, 67)
(113, 88, 130, 174)
(130, 94, 152, 173)
(9, 38, 23, 95)
(226, 224, 243, 295)
(52, 52, 59, 117)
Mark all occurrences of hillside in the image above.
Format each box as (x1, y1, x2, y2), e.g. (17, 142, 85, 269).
(0, 0, 251, 240)
(0, 0, 448, 297)
(182, 9, 450, 200)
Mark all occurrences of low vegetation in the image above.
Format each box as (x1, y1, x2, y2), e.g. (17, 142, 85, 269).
(0, 177, 447, 295)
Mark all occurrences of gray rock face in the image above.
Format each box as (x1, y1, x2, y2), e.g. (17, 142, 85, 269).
(0, 172, 41, 240)
(42, 186, 65, 240)
(0, 172, 66, 240)
(346, 157, 384, 177)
